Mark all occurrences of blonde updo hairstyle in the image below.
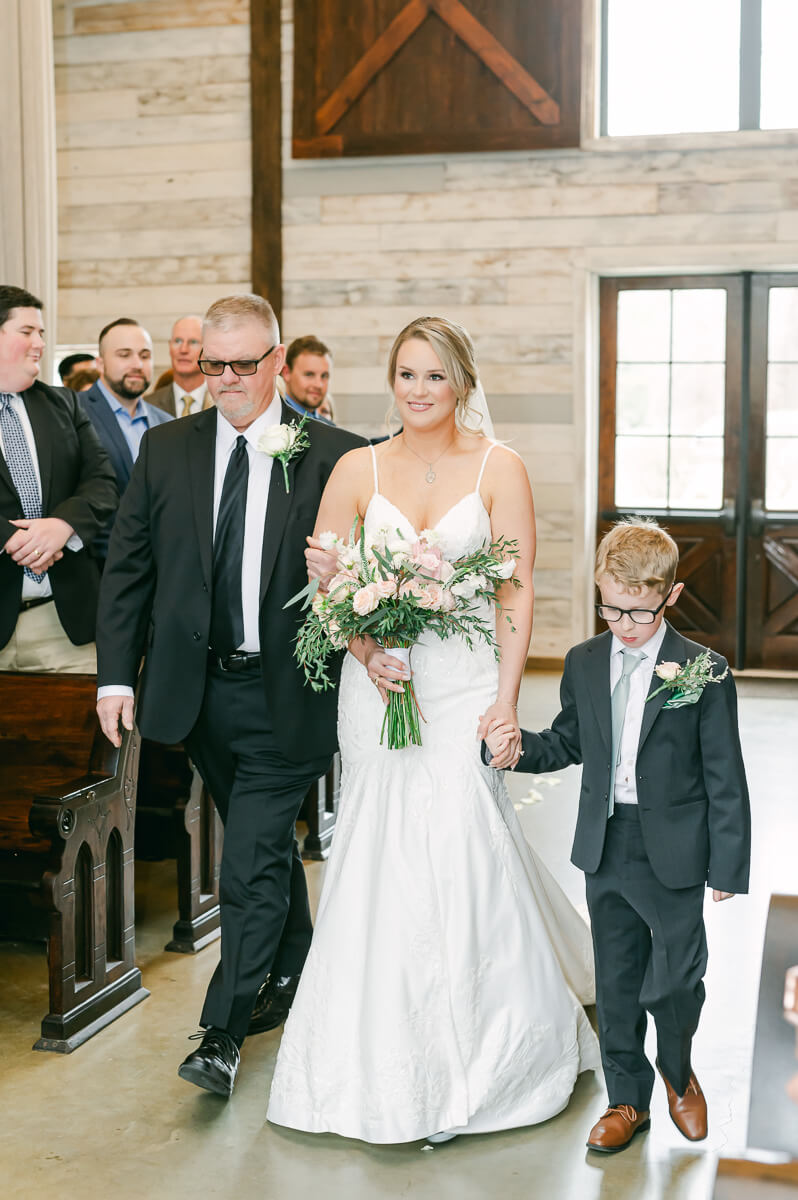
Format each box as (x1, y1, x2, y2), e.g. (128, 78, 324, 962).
(386, 316, 484, 434)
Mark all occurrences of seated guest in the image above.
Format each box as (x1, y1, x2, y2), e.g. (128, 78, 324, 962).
(281, 335, 334, 422)
(79, 318, 172, 556)
(58, 351, 96, 383)
(149, 315, 213, 416)
(64, 366, 100, 392)
(0, 285, 117, 673)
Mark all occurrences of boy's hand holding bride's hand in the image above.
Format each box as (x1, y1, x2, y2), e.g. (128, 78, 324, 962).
(477, 702, 521, 768)
(484, 721, 521, 769)
(363, 644, 411, 707)
(305, 537, 338, 590)
(712, 890, 734, 902)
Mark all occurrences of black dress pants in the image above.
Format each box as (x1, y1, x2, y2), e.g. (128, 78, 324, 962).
(184, 661, 332, 1041)
(585, 804, 707, 1111)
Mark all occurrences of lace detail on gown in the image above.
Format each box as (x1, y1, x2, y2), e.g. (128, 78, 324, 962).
(267, 445, 599, 1142)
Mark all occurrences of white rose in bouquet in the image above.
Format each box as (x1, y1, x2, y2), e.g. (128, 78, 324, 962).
(258, 423, 297, 455)
(493, 558, 517, 580)
(317, 530, 341, 551)
(451, 572, 486, 600)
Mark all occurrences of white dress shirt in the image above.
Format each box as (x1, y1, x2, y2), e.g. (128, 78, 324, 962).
(610, 621, 667, 807)
(98, 392, 281, 699)
(0, 392, 82, 601)
(173, 382, 207, 416)
(213, 394, 279, 652)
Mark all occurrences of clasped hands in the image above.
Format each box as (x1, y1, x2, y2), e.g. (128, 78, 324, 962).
(3, 517, 73, 572)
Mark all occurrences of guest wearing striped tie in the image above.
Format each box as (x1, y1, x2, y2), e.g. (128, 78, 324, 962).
(148, 315, 214, 418)
(0, 285, 118, 673)
(482, 518, 750, 1155)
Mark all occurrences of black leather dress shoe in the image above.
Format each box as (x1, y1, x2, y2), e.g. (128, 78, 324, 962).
(247, 974, 300, 1035)
(178, 1028, 240, 1097)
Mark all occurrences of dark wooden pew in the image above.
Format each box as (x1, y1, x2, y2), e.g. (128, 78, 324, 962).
(747, 893, 798, 1157)
(0, 672, 148, 1052)
(136, 740, 223, 954)
(300, 752, 340, 860)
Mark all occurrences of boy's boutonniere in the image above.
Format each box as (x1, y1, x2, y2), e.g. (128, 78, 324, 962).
(257, 414, 310, 493)
(647, 650, 729, 709)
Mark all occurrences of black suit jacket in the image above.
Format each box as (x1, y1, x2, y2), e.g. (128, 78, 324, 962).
(508, 623, 751, 893)
(96, 401, 366, 759)
(0, 381, 119, 648)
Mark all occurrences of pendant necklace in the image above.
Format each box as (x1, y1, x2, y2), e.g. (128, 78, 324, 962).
(404, 435, 455, 484)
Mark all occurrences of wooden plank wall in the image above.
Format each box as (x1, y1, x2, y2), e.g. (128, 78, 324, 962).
(53, 0, 252, 372)
(54, 1, 798, 656)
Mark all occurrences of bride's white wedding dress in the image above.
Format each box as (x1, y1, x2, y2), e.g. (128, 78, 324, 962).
(267, 443, 600, 1143)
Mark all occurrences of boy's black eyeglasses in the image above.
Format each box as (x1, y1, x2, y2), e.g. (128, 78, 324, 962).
(198, 346, 276, 376)
(595, 586, 674, 625)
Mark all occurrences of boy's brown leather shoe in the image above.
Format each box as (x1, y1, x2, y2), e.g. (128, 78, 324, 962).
(586, 1105, 651, 1153)
(656, 1062, 708, 1141)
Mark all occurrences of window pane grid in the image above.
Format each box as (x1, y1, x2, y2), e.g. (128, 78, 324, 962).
(614, 288, 726, 510)
(765, 286, 798, 510)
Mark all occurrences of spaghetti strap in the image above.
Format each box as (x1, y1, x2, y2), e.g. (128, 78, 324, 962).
(369, 443, 379, 493)
(475, 441, 497, 491)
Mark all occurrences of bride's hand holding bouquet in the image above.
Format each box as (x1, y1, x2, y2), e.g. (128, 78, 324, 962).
(288, 521, 519, 749)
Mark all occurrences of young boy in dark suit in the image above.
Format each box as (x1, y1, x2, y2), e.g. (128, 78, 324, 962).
(485, 518, 750, 1153)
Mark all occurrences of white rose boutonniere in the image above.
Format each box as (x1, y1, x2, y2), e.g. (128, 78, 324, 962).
(647, 650, 729, 709)
(257, 414, 310, 492)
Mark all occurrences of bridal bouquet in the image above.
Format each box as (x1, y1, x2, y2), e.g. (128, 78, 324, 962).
(288, 523, 519, 749)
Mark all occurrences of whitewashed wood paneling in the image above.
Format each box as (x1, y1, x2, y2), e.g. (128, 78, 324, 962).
(54, 2, 798, 657)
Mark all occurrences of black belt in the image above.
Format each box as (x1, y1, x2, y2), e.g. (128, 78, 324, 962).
(611, 804, 640, 821)
(208, 650, 261, 673)
(20, 595, 54, 613)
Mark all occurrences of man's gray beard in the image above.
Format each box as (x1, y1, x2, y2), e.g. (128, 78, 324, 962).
(214, 394, 258, 423)
(109, 375, 149, 402)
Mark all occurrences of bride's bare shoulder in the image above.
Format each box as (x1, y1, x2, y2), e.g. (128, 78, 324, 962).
(482, 442, 531, 491)
(326, 444, 376, 491)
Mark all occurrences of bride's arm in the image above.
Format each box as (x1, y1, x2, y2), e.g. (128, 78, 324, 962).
(477, 447, 536, 768)
(306, 447, 408, 697)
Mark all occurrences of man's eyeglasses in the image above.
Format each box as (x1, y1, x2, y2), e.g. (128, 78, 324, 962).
(198, 346, 276, 376)
(595, 586, 674, 625)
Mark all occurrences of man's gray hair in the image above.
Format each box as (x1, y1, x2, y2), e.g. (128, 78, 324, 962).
(203, 294, 280, 341)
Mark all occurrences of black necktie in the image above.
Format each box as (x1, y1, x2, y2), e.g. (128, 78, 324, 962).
(209, 434, 248, 656)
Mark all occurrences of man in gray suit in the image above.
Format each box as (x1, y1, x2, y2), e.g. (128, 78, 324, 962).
(149, 315, 213, 417)
(79, 317, 172, 556)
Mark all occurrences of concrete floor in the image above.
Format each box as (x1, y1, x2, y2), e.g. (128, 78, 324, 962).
(1, 673, 796, 1200)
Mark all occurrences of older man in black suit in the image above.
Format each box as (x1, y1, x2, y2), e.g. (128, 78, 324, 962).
(96, 293, 365, 1097)
(0, 285, 118, 673)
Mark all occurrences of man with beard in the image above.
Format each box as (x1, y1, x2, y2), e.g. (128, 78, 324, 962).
(80, 318, 172, 556)
(95, 293, 365, 1096)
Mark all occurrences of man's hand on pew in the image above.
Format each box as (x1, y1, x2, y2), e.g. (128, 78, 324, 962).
(97, 695, 135, 748)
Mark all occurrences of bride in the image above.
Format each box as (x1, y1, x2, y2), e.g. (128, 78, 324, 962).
(267, 316, 599, 1143)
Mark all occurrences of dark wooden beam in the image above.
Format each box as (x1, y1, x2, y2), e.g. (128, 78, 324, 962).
(315, 0, 429, 134)
(250, 0, 282, 322)
(429, 0, 560, 125)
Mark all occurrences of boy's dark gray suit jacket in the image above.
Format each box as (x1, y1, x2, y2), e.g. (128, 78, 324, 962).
(511, 622, 751, 895)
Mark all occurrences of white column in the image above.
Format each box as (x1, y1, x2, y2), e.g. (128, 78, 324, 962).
(0, 0, 57, 369)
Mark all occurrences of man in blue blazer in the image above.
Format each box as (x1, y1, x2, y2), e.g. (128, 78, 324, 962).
(79, 317, 172, 556)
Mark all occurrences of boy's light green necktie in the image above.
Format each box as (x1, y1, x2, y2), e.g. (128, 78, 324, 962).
(608, 649, 642, 818)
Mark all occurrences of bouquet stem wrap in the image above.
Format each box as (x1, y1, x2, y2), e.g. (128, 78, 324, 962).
(379, 643, 423, 750)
